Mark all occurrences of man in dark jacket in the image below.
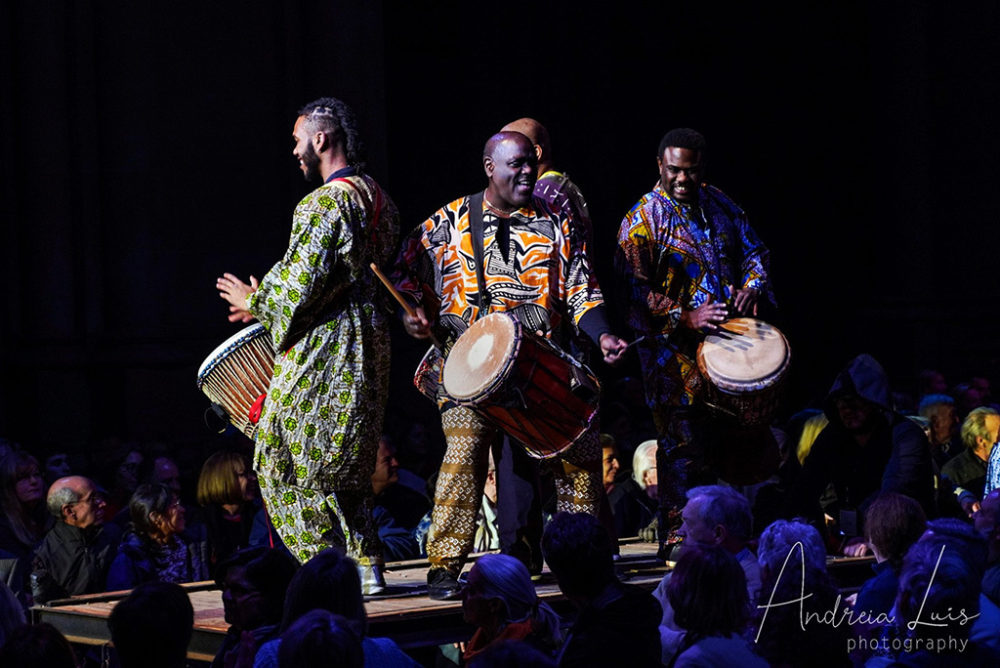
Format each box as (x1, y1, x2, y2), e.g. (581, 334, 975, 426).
(31, 476, 121, 603)
(542, 512, 661, 666)
(791, 354, 935, 552)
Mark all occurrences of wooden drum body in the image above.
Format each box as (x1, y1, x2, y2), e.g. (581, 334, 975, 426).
(442, 313, 600, 459)
(696, 318, 790, 427)
(196, 324, 276, 439)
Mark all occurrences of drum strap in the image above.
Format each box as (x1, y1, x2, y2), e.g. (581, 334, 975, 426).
(468, 191, 492, 313)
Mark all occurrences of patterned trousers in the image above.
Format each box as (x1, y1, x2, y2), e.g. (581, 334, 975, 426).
(258, 475, 381, 567)
(427, 405, 603, 574)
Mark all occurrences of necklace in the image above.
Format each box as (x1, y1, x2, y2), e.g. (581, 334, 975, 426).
(483, 196, 515, 216)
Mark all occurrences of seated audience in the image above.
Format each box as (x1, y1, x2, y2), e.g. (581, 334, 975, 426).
(654, 485, 760, 659)
(790, 354, 934, 551)
(917, 393, 961, 468)
(976, 488, 1000, 607)
(0, 448, 53, 604)
(466, 640, 556, 668)
(107, 482, 209, 590)
(30, 475, 122, 603)
(107, 580, 195, 668)
(212, 546, 300, 668)
(278, 609, 364, 668)
(0, 580, 25, 647)
(461, 553, 562, 663)
(100, 444, 144, 521)
(608, 439, 658, 540)
(754, 519, 850, 667)
(196, 450, 261, 573)
(370, 437, 420, 562)
(943, 406, 999, 512)
(541, 512, 661, 666)
(665, 544, 765, 666)
(253, 547, 418, 668)
(0, 621, 78, 668)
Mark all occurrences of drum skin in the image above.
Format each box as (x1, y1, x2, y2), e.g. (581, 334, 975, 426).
(696, 318, 790, 427)
(442, 313, 600, 459)
(197, 324, 276, 438)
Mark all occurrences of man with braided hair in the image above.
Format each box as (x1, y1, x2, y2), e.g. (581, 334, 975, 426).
(617, 128, 774, 559)
(216, 97, 399, 594)
(393, 131, 627, 599)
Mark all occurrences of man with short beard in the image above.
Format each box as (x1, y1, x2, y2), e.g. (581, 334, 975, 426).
(216, 97, 399, 594)
(393, 131, 627, 599)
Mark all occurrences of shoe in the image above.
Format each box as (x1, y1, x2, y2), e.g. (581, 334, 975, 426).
(427, 568, 463, 601)
(359, 563, 386, 596)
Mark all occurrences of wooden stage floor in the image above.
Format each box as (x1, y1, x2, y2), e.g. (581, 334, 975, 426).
(31, 539, 874, 662)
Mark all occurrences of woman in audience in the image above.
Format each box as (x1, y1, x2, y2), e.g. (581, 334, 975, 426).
(106, 482, 209, 589)
(461, 553, 562, 662)
(0, 448, 52, 603)
(196, 450, 261, 572)
(665, 544, 765, 667)
(278, 610, 364, 668)
(253, 547, 418, 668)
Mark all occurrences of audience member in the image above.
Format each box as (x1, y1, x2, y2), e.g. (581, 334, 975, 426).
(41, 450, 73, 486)
(0, 621, 77, 668)
(30, 475, 122, 603)
(917, 393, 961, 467)
(976, 488, 1000, 607)
(943, 406, 999, 513)
(665, 544, 765, 667)
(600, 434, 620, 495)
(100, 444, 144, 520)
(196, 450, 261, 573)
(541, 512, 661, 666)
(212, 546, 300, 668)
(466, 639, 556, 667)
(108, 580, 194, 668)
(0, 580, 25, 648)
(278, 609, 364, 668)
(0, 449, 53, 603)
(754, 519, 850, 667)
(106, 483, 209, 590)
(791, 354, 934, 552)
(461, 553, 562, 663)
(653, 485, 760, 659)
(253, 547, 418, 668)
(370, 437, 420, 562)
(606, 438, 658, 541)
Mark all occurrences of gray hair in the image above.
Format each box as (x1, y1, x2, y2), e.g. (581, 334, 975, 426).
(757, 519, 827, 575)
(687, 485, 752, 540)
(46, 484, 80, 519)
(471, 553, 562, 645)
(632, 440, 658, 489)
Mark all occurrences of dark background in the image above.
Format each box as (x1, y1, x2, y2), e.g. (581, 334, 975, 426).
(2, 1, 998, 455)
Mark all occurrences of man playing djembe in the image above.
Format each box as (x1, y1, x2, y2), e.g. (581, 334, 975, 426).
(393, 131, 627, 599)
(616, 128, 775, 559)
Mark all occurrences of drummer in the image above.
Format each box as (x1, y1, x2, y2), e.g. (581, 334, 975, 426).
(615, 127, 775, 560)
(392, 130, 627, 600)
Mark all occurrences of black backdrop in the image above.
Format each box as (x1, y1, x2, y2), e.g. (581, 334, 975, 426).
(2, 1, 999, 452)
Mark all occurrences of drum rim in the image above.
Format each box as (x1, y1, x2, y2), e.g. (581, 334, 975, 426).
(196, 323, 270, 385)
(443, 312, 521, 402)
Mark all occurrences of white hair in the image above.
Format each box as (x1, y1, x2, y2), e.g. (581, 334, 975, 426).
(632, 440, 658, 489)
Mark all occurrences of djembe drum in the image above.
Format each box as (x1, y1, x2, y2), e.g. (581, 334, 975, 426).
(196, 324, 276, 438)
(442, 312, 600, 459)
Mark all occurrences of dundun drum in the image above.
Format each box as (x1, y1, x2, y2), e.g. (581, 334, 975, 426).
(696, 317, 790, 427)
(196, 324, 276, 439)
(442, 312, 600, 459)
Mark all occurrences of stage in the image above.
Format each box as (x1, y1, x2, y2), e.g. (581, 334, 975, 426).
(30, 539, 874, 662)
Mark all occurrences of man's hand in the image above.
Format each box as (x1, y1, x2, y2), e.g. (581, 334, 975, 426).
(403, 306, 432, 339)
(599, 333, 628, 366)
(841, 536, 870, 558)
(731, 285, 760, 316)
(216, 273, 259, 323)
(680, 296, 728, 332)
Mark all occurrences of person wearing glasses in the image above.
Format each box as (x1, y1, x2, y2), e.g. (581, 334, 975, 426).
(31, 476, 122, 603)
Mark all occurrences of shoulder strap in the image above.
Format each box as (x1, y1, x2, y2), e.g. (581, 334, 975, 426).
(467, 191, 491, 312)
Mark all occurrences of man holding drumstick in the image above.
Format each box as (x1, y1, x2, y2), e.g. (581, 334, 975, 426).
(393, 131, 627, 599)
(616, 128, 774, 560)
(215, 97, 399, 594)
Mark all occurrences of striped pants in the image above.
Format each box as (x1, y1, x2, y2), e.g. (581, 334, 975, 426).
(427, 405, 603, 574)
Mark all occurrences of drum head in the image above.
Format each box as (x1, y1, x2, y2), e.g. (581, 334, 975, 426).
(698, 318, 789, 392)
(443, 313, 518, 401)
(197, 324, 268, 385)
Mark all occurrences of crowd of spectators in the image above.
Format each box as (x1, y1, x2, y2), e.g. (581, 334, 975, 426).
(2, 356, 1000, 665)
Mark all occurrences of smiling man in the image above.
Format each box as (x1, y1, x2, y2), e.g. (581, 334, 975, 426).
(616, 128, 774, 559)
(393, 131, 626, 599)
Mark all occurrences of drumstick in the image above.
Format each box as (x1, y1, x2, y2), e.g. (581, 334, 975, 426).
(369, 263, 443, 349)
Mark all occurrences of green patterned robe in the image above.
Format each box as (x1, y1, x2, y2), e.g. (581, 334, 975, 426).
(248, 173, 398, 562)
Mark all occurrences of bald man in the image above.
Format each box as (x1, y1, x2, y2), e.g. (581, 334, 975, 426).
(31, 476, 121, 603)
(393, 131, 627, 599)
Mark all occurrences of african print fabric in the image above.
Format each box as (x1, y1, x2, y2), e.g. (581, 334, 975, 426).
(248, 173, 399, 563)
(616, 182, 771, 415)
(428, 406, 602, 574)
